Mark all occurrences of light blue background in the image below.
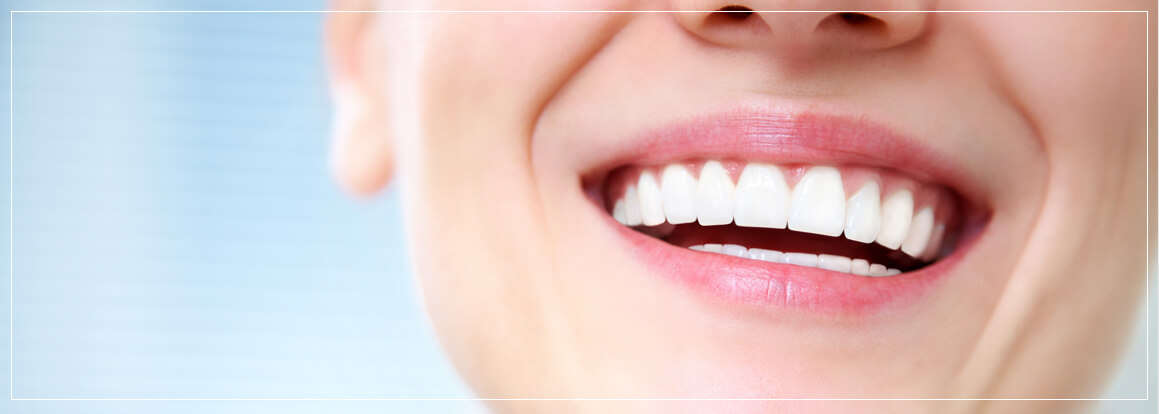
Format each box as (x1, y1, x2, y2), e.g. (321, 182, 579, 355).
(3, 0, 479, 412)
(0, 1, 1153, 413)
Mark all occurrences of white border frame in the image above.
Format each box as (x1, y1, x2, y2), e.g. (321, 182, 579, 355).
(5, 9, 1153, 402)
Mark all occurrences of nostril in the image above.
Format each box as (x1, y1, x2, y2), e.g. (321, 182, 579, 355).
(702, 5, 767, 33)
(714, 5, 754, 21)
(817, 12, 888, 38)
(837, 12, 874, 25)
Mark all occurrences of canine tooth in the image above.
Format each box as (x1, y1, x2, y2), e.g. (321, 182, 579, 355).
(851, 259, 870, 276)
(695, 161, 735, 226)
(733, 163, 790, 229)
(901, 207, 935, 257)
(788, 166, 846, 237)
(722, 244, 747, 257)
(886, 268, 902, 276)
(703, 243, 723, 253)
(747, 248, 783, 263)
(661, 164, 697, 224)
(818, 254, 853, 273)
(921, 223, 946, 261)
(688, 245, 705, 251)
(783, 252, 820, 268)
(637, 171, 666, 226)
(875, 189, 914, 249)
(868, 263, 889, 277)
(624, 185, 643, 226)
(612, 199, 627, 224)
(844, 181, 882, 243)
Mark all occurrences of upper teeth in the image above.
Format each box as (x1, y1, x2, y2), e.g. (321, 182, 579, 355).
(787, 166, 846, 237)
(612, 161, 948, 262)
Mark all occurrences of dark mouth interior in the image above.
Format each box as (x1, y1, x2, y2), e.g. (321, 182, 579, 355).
(638, 223, 928, 271)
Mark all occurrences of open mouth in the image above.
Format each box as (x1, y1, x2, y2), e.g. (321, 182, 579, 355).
(580, 109, 987, 312)
(604, 161, 959, 277)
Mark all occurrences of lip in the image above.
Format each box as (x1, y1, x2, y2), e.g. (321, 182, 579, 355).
(581, 106, 985, 207)
(584, 107, 989, 314)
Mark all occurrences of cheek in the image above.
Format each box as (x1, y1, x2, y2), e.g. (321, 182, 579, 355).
(385, 9, 638, 394)
(400, 12, 636, 272)
(957, 12, 1147, 261)
(949, 11, 1148, 396)
(964, 13, 1146, 166)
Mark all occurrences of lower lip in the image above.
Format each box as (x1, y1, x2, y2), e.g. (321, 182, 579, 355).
(590, 108, 977, 314)
(613, 217, 968, 314)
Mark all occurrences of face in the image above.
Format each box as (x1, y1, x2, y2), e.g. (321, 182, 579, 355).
(327, 1, 1151, 412)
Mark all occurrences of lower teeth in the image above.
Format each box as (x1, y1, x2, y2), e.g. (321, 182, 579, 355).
(688, 244, 902, 277)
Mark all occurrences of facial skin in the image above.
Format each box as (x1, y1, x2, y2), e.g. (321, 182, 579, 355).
(326, 1, 1152, 413)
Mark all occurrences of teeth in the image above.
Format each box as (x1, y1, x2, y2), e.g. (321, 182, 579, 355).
(843, 181, 882, 243)
(661, 165, 698, 224)
(612, 161, 951, 268)
(788, 166, 846, 237)
(875, 189, 914, 249)
(722, 244, 747, 257)
(818, 254, 853, 273)
(747, 248, 783, 262)
(733, 163, 790, 229)
(695, 161, 735, 226)
(636, 171, 666, 226)
(612, 199, 628, 224)
(690, 244, 902, 277)
(901, 207, 935, 257)
(782, 252, 820, 267)
(851, 258, 870, 276)
(623, 185, 643, 226)
(921, 223, 946, 261)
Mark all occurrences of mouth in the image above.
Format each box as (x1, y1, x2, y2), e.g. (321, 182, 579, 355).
(584, 108, 989, 313)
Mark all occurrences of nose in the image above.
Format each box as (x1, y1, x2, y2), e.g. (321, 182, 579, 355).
(672, 0, 932, 55)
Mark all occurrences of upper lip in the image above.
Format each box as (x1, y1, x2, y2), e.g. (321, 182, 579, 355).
(581, 103, 982, 208)
(580, 103, 990, 314)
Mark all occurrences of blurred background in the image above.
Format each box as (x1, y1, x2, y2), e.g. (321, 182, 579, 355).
(0, 1, 1153, 413)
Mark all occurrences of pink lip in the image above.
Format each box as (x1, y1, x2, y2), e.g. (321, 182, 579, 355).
(585, 108, 983, 206)
(590, 108, 987, 314)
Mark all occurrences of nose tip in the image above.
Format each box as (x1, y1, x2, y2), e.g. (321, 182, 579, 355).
(673, 1, 932, 55)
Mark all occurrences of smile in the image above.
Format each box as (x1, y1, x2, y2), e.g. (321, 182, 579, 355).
(606, 160, 957, 276)
(584, 107, 989, 313)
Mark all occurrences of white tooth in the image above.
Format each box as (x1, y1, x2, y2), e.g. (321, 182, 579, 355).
(733, 163, 790, 229)
(689, 245, 705, 251)
(695, 161, 735, 226)
(886, 268, 902, 276)
(636, 171, 666, 226)
(818, 254, 853, 273)
(624, 185, 643, 226)
(782, 252, 819, 268)
(868, 263, 889, 277)
(722, 244, 747, 257)
(703, 243, 723, 253)
(788, 166, 846, 237)
(921, 223, 946, 261)
(747, 248, 783, 263)
(875, 189, 914, 249)
(612, 199, 627, 224)
(844, 181, 882, 243)
(851, 259, 870, 276)
(661, 164, 698, 224)
(901, 207, 935, 257)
